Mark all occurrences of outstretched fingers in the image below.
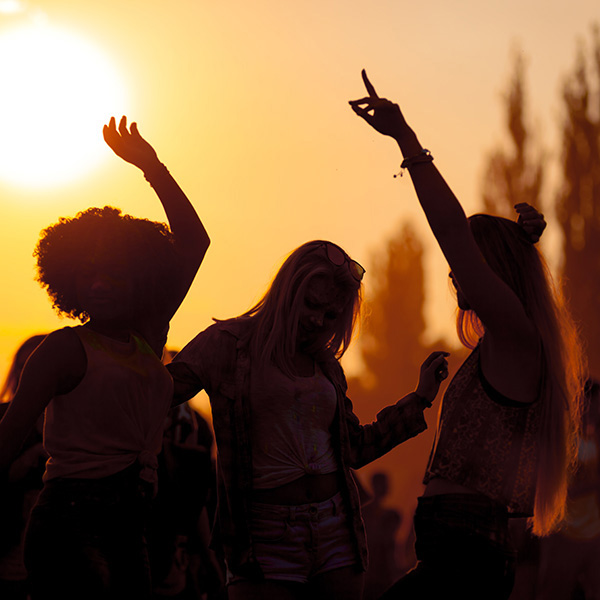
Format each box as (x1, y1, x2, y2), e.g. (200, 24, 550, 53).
(129, 121, 142, 140)
(102, 116, 118, 146)
(118, 115, 135, 140)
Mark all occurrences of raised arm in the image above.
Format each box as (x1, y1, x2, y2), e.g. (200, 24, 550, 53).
(349, 71, 535, 344)
(103, 116, 210, 323)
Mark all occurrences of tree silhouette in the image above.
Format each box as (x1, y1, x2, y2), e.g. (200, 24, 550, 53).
(482, 52, 545, 217)
(556, 26, 600, 378)
(347, 222, 462, 563)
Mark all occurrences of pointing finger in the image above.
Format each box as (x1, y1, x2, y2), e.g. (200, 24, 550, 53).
(361, 69, 379, 98)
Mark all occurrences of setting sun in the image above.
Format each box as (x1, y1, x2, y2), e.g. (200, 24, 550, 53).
(0, 21, 127, 188)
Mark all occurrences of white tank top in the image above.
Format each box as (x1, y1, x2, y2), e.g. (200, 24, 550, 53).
(249, 361, 338, 489)
(44, 326, 173, 484)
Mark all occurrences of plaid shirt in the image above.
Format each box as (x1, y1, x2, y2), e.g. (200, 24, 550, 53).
(167, 319, 428, 577)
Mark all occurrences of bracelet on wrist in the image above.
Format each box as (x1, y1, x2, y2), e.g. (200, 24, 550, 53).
(394, 149, 434, 178)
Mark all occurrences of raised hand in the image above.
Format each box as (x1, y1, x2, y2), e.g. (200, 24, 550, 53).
(103, 116, 160, 172)
(415, 351, 450, 407)
(514, 202, 547, 243)
(349, 70, 408, 139)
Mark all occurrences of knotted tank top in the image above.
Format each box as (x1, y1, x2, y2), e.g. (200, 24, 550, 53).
(43, 326, 173, 484)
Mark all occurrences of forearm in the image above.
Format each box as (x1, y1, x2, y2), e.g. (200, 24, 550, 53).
(143, 160, 210, 261)
(347, 393, 427, 469)
(394, 129, 471, 247)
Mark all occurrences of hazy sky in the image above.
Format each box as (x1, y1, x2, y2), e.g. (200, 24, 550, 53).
(0, 0, 598, 388)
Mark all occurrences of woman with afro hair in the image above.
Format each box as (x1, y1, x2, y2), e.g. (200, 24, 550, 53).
(0, 116, 209, 599)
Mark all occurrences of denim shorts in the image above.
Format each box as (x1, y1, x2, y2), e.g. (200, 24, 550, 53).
(24, 465, 153, 600)
(228, 492, 358, 585)
(380, 493, 516, 600)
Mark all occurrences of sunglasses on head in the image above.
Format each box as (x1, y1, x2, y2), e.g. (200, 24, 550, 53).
(315, 242, 365, 283)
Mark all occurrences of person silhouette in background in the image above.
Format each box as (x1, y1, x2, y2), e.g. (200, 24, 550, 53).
(0, 335, 47, 600)
(350, 70, 585, 600)
(149, 349, 225, 600)
(0, 117, 210, 600)
(167, 240, 450, 600)
(361, 472, 402, 600)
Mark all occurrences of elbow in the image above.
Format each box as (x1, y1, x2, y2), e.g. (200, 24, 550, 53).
(194, 227, 210, 260)
(178, 231, 210, 267)
(196, 234, 210, 266)
(201, 232, 211, 255)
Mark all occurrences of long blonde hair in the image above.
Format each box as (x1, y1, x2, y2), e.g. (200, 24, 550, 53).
(457, 214, 585, 535)
(229, 241, 363, 377)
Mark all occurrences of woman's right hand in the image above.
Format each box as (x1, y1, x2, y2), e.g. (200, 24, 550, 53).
(349, 69, 409, 140)
(415, 351, 450, 407)
(103, 116, 161, 173)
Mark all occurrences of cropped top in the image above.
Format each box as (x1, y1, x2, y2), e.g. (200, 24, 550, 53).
(424, 345, 542, 515)
(250, 361, 338, 489)
(43, 326, 173, 484)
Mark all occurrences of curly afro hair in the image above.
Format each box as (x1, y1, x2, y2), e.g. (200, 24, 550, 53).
(34, 206, 178, 322)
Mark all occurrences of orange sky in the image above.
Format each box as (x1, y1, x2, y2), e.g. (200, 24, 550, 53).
(1, 0, 598, 402)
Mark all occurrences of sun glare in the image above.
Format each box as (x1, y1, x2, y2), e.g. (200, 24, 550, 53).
(0, 22, 128, 189)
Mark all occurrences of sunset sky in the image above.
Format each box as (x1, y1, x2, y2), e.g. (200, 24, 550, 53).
(0, 0, 598, 405)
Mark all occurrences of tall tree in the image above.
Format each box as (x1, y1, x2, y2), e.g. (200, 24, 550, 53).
(347, 222, 462, 554)
(482, 53, 545, 217)
(556, 26, 600, 378)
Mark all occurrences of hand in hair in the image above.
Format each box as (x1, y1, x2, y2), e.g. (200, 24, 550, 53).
(103, 116, 161, 173)
(348, 70, 410, 140)
(514, 203, 546, 243)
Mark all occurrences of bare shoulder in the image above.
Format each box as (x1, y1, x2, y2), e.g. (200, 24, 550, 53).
(23, 327, 87, 395)
(38, 327, 84, 359)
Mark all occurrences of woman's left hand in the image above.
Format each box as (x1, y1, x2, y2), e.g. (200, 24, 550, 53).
(103, 116, 160, 172)
(349, 69, 409, 140)
(415, 351, 450, 406)
(514, 202, 546, 243)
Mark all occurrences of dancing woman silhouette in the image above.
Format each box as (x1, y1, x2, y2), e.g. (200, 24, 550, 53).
(0, 117, 209, 600)
(350, 70, 585, 600)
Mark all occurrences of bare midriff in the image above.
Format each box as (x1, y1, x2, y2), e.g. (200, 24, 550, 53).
(251, 472, 341, 505)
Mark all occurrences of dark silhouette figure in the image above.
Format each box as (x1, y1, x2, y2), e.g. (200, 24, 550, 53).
(0, 116, 210, 600)
(362, 472, 402, 600)
(0, 335, 47, 599)
(167, 240, 450, 600)
(350, 70, 585, 600)
(148, 349, 225, 599)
